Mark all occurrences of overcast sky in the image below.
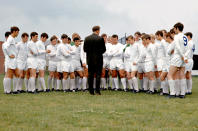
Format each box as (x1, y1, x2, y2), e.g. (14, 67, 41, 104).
(0, 0, 198, 53)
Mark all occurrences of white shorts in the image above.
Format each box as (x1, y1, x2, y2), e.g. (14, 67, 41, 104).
(110, 59, 124, 70)
(72, 60, 83, 72)
(57, 61, 62, 73)
(27, 57, 38, 69)
(170, 56, 185, 67)
(61, 61, 74, 73)
(17, 60, 27, 71)
(157, 58, 165, 71)
(144, 61, 155, 73)
(138, 63, 145, 73)
(185, 59, 194, 72)
(103, 59, 110, 69)
(162, 62, 170, 72)
(37, 59, 46, 70)
(48, 61, 57, 72)
(7, 58, 17, 70)
(124, 61, 137, 72)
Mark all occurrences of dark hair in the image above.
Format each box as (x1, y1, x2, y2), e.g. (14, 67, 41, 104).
(61, 34, 68, 39)
(92, 26, 100, 32)
(101, 33, 107, 38)
(155, 31, 163, 37)
(21, 33, 29, 38)
(165, 32, 173, 40)
(73, 37, 80, 42)
(170, 28, 175, 34)
(68, 37, 71, 41)
(112, 34, 118, 39)
(30, 32, 38, 39)
(127, 35, 134, 40)
(134, 31, 141, 36)
(5, 31, 11, 38)
(10, 26, 20, 33)
(50, 35, 57, 41)
(41, 33, 48, 39)
(142, 34, 151, 40)
(174, 22, 184, 32)
(185, 32, 193, 38)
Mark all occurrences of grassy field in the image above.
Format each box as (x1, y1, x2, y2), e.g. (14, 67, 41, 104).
(0, 74, 198, 131)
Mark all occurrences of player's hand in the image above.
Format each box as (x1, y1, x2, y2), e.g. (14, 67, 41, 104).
(9, 54, 15, 58)
(184, 59, 188, 63)
(46, 50, 51, 53)
(155, 65, 157, 69)
(133, 62, 137, 65)
(82, 64, 86, 67)
(171, 50, 174, 54)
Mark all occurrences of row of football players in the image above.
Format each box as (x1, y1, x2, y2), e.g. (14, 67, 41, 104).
(2, 23, 194, 98)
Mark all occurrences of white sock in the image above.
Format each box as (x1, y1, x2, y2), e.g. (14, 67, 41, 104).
(53, 78, 57, 89)
(57, 79, 62, 90)
(175, 79, 180, 96)
(29, 77, 36, 92)
(75, 76, 79, 89)
(77, 78, 82, 90)
(168, 80, 175, 95)
(157, 78, 161, 89)
(13, 77, 18, 92)
(161, 80, 168, 94)
(101, 78, 106, 89)
(187, 79, 192, 93)
(62, 79, 68, 90)
(36, 78, 42, 91)
(70, 79, 75, 91)
(128, 79, 134, 90)
(149, 80, 155, 92)
(3, 77, 6, 93)
(39, 77, 46, 91)
(4, 78, 12, 93)
(132, 77, 139, 91)
(51, 78, 55, 89)
(47, 77, 52, 89)
(180, 79, 187, 96)
(143, 77, 149, 91)
(82, 77, 87, 90)
(24, 78, 28, 91)
(139, 79, 143, 90)
(121, 78, 127, 90)
(113, 78, 119, 89)
(17, 78, 23, 91)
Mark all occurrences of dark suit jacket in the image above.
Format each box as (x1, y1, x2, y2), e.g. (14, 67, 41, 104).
(83, 33, 106, 66)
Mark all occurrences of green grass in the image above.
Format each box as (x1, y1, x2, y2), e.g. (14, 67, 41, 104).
(0, 74, 198, 131)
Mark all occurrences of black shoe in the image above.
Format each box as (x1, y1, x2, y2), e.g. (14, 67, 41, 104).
(5, 92, 12, 94)
(46, 89, 50, 92)
(32, 91, 38, 94)
(95, 91, 101, 95)
(89, 91, 95, 95)
(55, 89, 60, 92)
(133, 90, 139, 93)
(51, 88, 54, 91)
(179, 95, 185, 98)
(188, 92, 192, 95)
(36, 89, 38, 92)
(143, 90, 148, 93)
(108, 87, 112, 90)
(38, 90, 44, 93)
(167, 95, 176, 98)
(20, 90, 26, 93)
(13, 91, 19, 94)
(82, 89, 86, 92)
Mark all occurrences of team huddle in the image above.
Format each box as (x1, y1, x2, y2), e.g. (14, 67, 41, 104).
(2, 22, 195, 98)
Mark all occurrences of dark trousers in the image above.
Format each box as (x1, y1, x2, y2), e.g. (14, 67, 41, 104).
(88, 63, 102, 93)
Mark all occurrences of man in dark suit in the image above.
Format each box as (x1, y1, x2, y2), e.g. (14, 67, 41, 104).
(83, 26, 106, 95)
